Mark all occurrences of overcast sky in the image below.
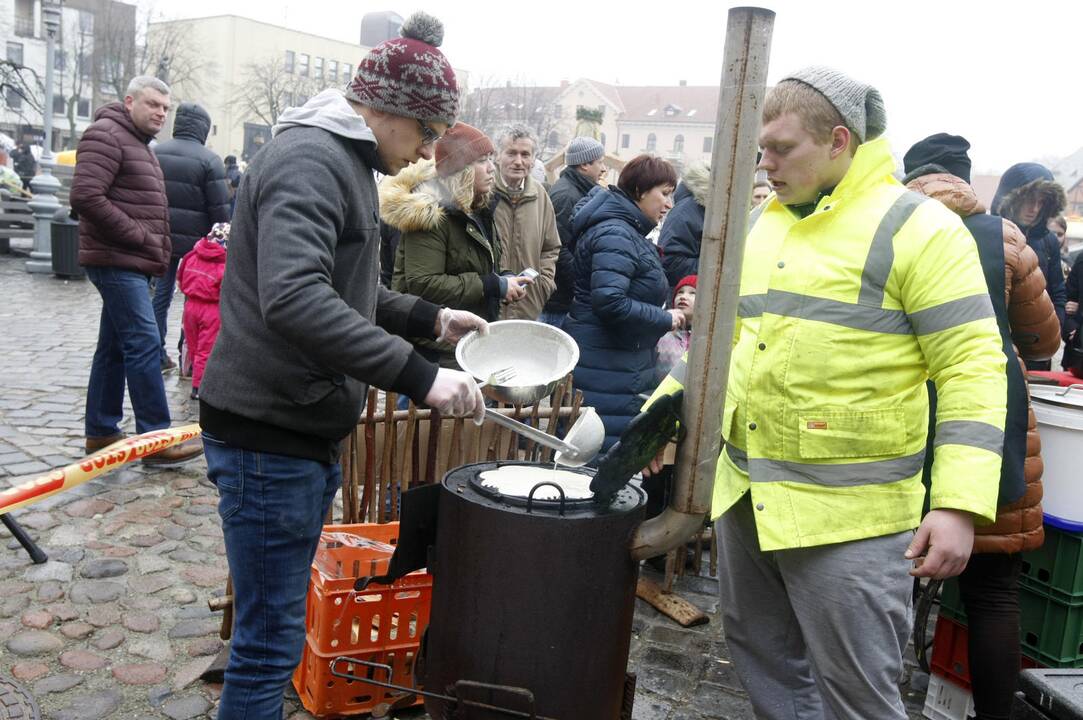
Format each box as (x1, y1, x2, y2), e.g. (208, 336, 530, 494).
(149, 0, 1081, 175)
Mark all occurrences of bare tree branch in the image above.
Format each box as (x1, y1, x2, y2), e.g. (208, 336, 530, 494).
(227, 55, 322, 129)
(459, 76, 564, 159)
(0, 59, 44, 124)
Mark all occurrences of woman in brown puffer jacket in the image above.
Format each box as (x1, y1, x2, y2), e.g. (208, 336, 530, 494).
(904, 133, 1060, 720)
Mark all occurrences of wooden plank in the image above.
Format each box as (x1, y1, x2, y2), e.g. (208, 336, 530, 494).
(635, 577, 709, 627)
(361, 388, 377, 523)
(379, 392, 394, 522)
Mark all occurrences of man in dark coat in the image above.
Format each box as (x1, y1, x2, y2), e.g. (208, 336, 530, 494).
(658, 162, 710, 290)
(153, 102, 231, 372)
(11, 141, 36, 189)
(992, 162, 1067, 369)
(71, 75, 202, 466)
(223, 154, 241, 215)
(197, 13, 487, 718)
(544, 136, 605, 328)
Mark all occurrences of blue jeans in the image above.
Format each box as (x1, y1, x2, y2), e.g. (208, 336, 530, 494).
(538, 310, 566, 329)
(152, 255, 181, 363)
(85, 266, 171, 437)
(204, 433, 341, 720)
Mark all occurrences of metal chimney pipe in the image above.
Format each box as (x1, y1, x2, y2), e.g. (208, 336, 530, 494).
(631, 6, 774, 560)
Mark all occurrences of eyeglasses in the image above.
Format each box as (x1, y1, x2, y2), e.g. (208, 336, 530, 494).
(416, 119, 443, 146)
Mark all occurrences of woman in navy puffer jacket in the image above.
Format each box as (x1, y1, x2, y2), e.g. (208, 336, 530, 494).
(564, 154, 683, 450)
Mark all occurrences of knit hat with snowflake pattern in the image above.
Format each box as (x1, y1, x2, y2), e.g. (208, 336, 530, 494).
(344, 12, 459, 125)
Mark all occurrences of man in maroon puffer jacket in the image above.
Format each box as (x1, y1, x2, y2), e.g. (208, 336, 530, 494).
(71, 75, 202, 466)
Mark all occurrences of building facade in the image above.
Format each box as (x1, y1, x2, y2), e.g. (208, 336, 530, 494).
(461, 77, 720, 172)
(1, 0, 136, 149)
(147, 15, 368, 161)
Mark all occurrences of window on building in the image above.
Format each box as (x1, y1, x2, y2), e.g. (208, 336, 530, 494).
(314, 56, 323, 81)
(298, 53, 310, 77)
(77, 97, 91, 118)
(600, 132, 607, 148)
(5, 88, 22, 110)
(284, 50, 295, 73)
(673, 134, 684, 153)
(547, 130, 560, 148)
(7, 42, 24, 65)
(646, 133, 657, 152)
(52, 94, 65, 115)
(328, 60, 337, 82)
(14, 0, 34, 37)
(621, 134, 629, 149)
(703, 136, 713, 153)
(342, 63, 352, 84)
(78, 9, 94, 34)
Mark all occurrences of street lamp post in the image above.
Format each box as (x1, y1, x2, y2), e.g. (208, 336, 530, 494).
(25, 0, 64, 274)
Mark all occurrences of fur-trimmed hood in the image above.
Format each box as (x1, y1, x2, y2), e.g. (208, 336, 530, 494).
(991, 162, 1067, 229)
(682, 162, 711, 206)
(378, 158, 464, 233)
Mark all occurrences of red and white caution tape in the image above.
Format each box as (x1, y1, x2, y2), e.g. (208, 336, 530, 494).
(0, 424, 201, 516)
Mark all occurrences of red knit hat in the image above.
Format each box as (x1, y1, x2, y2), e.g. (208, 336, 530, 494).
(435, 123, 493, 177)
(674, 274, 697, 302)
(345, 12, 459, 125)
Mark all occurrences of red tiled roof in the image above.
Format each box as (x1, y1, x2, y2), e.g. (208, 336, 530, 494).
(463, 80, 720, 126)
(612, 85, 719, 124)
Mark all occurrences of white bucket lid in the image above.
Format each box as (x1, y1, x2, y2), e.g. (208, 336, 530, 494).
(1031, 385, 1083, 431)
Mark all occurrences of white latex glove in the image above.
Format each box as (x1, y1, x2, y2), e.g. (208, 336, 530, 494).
(436, 308, 489, 345)
(667, 309, 687, 331)
(424, 368, 485, 424)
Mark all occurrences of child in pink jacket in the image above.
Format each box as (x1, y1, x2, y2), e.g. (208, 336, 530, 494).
(177, 222, 229, 399)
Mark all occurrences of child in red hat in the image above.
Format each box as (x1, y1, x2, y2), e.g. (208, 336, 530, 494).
(655, 274, 695, 382)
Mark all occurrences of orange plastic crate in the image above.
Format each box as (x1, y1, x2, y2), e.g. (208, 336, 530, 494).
(292, 523, 430, 717)
(294, 637, 423, 717)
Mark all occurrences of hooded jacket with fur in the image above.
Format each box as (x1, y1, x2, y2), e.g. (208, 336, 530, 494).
(908, 169, 1059, 554)
(992, 163, 1068, 329)
(381, 158, 505, 365)
(658, 164, 710, 289)
(198, 90, 442, 463)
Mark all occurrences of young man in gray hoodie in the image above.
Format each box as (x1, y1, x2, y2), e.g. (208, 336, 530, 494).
(197, 14, 486, 717)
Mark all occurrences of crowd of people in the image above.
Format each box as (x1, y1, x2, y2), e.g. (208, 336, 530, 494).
(22, 7, 1077, 719)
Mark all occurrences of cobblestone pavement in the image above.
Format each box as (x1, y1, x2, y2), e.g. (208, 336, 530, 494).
(0, 253, 928, 719)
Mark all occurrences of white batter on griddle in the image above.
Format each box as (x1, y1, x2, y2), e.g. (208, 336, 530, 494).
(478, 466, 593, 500)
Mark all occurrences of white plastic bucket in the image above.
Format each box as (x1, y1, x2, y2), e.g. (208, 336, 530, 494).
(1030, 385, 1083, 530)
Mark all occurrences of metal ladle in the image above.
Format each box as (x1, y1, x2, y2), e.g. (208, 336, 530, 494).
(482, 407, 604, 467)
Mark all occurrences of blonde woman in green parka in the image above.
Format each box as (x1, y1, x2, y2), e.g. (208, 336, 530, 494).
(381, 122, 530, 367)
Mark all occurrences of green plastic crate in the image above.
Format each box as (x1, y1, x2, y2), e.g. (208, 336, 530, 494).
(938, 578, 967, 623)
(1020, 526, 1083, 605)
(1019, 584, 1083, 668)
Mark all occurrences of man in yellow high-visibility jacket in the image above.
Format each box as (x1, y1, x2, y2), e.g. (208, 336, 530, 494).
(645, 67, 1006, 719)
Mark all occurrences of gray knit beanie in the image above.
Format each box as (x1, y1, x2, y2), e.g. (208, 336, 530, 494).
(565, 137, 604, 166)
(781, 66, 886, 143)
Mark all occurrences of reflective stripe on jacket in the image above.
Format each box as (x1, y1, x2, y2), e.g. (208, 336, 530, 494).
(648, 137, 1006, 551)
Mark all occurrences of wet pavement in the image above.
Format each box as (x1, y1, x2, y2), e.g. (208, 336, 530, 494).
(0, 251, 928, 719)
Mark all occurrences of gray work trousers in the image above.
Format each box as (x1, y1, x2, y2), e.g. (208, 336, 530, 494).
(715, 494, 913, 720)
